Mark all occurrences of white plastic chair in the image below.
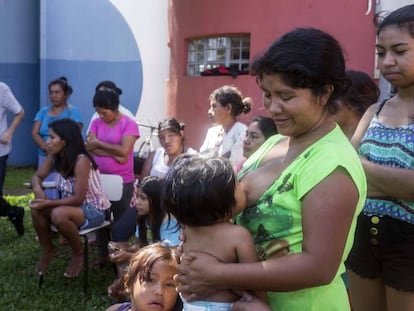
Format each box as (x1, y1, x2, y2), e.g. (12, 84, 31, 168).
(48, 173, 123, 295)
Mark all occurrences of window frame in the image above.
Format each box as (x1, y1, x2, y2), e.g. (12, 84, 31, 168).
(187, 34, 251, 77)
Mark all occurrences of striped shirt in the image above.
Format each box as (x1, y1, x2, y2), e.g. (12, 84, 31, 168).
(359, 101, 414, 223)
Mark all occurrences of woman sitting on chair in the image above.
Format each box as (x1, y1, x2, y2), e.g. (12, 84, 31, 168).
(30, 118, 110, 278)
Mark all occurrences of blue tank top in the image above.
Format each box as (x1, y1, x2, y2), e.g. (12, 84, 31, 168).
(359, 100, 414, 223)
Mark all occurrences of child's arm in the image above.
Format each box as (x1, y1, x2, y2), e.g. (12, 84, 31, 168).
(234, 225, 267, 303)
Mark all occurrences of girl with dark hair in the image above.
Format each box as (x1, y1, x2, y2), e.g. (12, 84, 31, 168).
(346, 5, 414, 310)
(30, 118, 110, 278)
(200, 85, 252, 170)
(32, 76, 83, 199)
(106, 242, 183, 311)
(107, 176, 179, 302)
(176, 28, 366, 311)
(163, 154, 263, 310)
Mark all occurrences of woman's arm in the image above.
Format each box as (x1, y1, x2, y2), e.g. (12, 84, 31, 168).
(350, 103, 377, 149)
(86, 133, 136, 158)
(177, 168, 358, 296)
(139, 150, 156, 179)
(362, 158, 414, 200)
(31, 121, 48, 154)
(31, 154, 54, 199)
(31, 156, 91, 209)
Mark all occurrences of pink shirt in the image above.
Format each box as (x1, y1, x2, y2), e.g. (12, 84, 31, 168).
(90, 115, 139, 183)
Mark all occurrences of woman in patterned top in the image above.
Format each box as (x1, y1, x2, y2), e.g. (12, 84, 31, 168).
(346, 5, 414, 310)
(30, 118, 110, 278)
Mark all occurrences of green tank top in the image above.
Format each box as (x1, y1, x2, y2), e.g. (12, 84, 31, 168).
(236, 126, 366, 311)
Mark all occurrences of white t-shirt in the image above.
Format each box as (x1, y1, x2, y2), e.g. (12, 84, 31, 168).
(199, 121, 247, 168)
(0, 82, 23, 157)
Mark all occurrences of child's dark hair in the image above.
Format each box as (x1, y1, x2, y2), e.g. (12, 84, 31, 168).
(330, 70, 379, 116)
(49, 76, 73, 95)
(250, 116, 278, 139)
(124, 242, 182, 311)
(377, 4, 414, 37)
(48, 118, 97, 178)
(163, 154, 236, 226)
(250, 27, 349, 108)
(93, 89, 120, 111)
(210, 85, 252, 117)
(136, 176, 167, 247)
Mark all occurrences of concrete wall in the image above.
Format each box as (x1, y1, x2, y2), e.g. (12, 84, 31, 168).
(168, 0, 378, 150)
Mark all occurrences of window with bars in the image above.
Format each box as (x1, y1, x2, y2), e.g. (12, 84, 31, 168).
(187, 34, 250, 77)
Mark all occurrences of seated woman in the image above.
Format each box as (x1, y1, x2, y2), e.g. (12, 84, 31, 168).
(30, 118, 110, 278)
(86, 88, 139, 264)
(140, 117, 197, 179)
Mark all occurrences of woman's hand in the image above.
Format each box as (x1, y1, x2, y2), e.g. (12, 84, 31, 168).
(29, 198, 48, 210)
(108, 243, 132, 264)
(232, 292, 271, 311)
(85, 135, 100, 150)
(175, 250, 223, 301)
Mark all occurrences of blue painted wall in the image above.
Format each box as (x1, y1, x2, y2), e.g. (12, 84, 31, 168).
(40, 0, 143, 138)
(0, 0, 144, 166)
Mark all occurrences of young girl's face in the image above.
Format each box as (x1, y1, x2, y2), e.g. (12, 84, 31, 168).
(135, 187, 150, 216)
(377, 26, 414, 88)
(131, 259, 178, 311)
(47, 128, 65, 155)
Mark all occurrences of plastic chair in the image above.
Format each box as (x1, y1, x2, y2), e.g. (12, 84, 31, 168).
(47, 174, 123, 295)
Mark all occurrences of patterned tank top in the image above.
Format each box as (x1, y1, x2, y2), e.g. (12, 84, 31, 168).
(56, 155, 111, 210)
(359, 100, 414, 223)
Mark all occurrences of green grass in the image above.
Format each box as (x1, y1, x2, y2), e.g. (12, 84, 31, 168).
(1, 167, 115, 310)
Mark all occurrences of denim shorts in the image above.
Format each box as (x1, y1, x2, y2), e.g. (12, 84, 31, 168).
(80, 203, 105, 230)
(346, 214, 414, 291)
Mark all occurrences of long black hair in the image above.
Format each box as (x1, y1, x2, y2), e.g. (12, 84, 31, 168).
(49, 118, 97, 178)
(136, 176, 167, 247)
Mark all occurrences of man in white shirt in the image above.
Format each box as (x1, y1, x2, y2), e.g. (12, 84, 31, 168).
(0, 82, 25, 235)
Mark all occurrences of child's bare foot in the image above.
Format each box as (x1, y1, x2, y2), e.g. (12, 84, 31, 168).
(63, 254, 83, 278)
(36, 248, 57, 276)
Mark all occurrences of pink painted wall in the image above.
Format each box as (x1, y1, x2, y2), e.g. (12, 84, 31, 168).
(167, 0, 377, 149)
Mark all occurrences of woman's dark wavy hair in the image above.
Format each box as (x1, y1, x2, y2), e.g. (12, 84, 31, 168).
(137, 176, 170, 247)
(49, 76, 73, 95)
(95, 80, 123, 96)
(250, 27, 349, 108)
(209, 85, 252, 117)
(158, 117, 185, 134)
(163, 154, 236, 226)
(331, 70, 379, 116)
(93, 90, 120, 111)
(48, 118, 97, 178)
(376, 4, 414, 37)
(251, 116, 278, 139)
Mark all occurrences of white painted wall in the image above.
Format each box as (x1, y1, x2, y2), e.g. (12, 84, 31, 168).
(110, 0, 169, 150)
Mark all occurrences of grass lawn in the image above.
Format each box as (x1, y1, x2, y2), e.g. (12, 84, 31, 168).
(1, 166, 115, 310)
